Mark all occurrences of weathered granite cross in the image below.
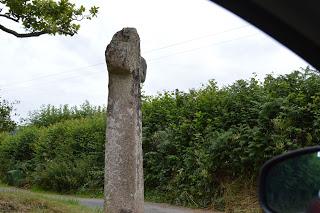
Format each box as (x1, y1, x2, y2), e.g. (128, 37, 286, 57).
(104, 28, 147, 213)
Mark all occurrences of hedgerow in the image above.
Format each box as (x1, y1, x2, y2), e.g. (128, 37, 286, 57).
(0, 68, 319, 209)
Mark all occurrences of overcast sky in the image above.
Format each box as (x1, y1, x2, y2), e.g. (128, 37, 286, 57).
(0, 0, 309, 120)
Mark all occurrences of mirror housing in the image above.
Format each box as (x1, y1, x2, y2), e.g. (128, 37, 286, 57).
(259, 146, 320, 213)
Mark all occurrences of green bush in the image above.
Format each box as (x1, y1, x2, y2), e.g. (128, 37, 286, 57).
(0, 114, 105, 193)
(32, 115, 105, 193)
(142, 68, 320, 207)
(6, 169, 24, 186)
(25, 100, 106, 127)
(0, 126, 41, 185)
(0, 68, 320, 209)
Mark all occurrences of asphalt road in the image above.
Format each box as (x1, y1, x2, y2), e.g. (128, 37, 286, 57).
(79, 198, 216, 213)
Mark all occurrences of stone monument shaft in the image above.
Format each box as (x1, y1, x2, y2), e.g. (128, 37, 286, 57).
(104, 28, 146, 213)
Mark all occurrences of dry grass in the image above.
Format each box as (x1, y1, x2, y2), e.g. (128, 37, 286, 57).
(0, 187, 100, 213)
(222, 178, 262, 213)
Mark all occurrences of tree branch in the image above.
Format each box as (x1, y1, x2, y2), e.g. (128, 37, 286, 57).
(0, 24, 47, 38)
(0, 14, 19, 22)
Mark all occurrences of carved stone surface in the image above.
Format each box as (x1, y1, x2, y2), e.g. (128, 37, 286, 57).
(104, 28, 146, 213)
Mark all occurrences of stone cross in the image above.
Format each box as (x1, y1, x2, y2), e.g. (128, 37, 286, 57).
(104, 28, 146, 213)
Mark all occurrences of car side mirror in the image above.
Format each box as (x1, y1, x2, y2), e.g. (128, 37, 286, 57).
(259, 146, 320, 213)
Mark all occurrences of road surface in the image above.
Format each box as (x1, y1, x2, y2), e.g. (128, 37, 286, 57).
(79, 198, 216, 213)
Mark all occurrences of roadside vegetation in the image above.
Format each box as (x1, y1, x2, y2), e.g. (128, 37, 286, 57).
(0, 67, 319, 212)
(0, 185, 100, 212)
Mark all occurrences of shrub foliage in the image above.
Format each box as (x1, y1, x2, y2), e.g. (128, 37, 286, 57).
(0, 68, 319, 208)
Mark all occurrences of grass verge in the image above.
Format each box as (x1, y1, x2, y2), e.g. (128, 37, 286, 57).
(0, 186, 101, 213)
(29, 185, 103, 199)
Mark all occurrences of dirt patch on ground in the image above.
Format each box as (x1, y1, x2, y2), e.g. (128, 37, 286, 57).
(222, 179, 261, 213)
(0, 199, 42, 212)
(0, 200, 19, 212)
